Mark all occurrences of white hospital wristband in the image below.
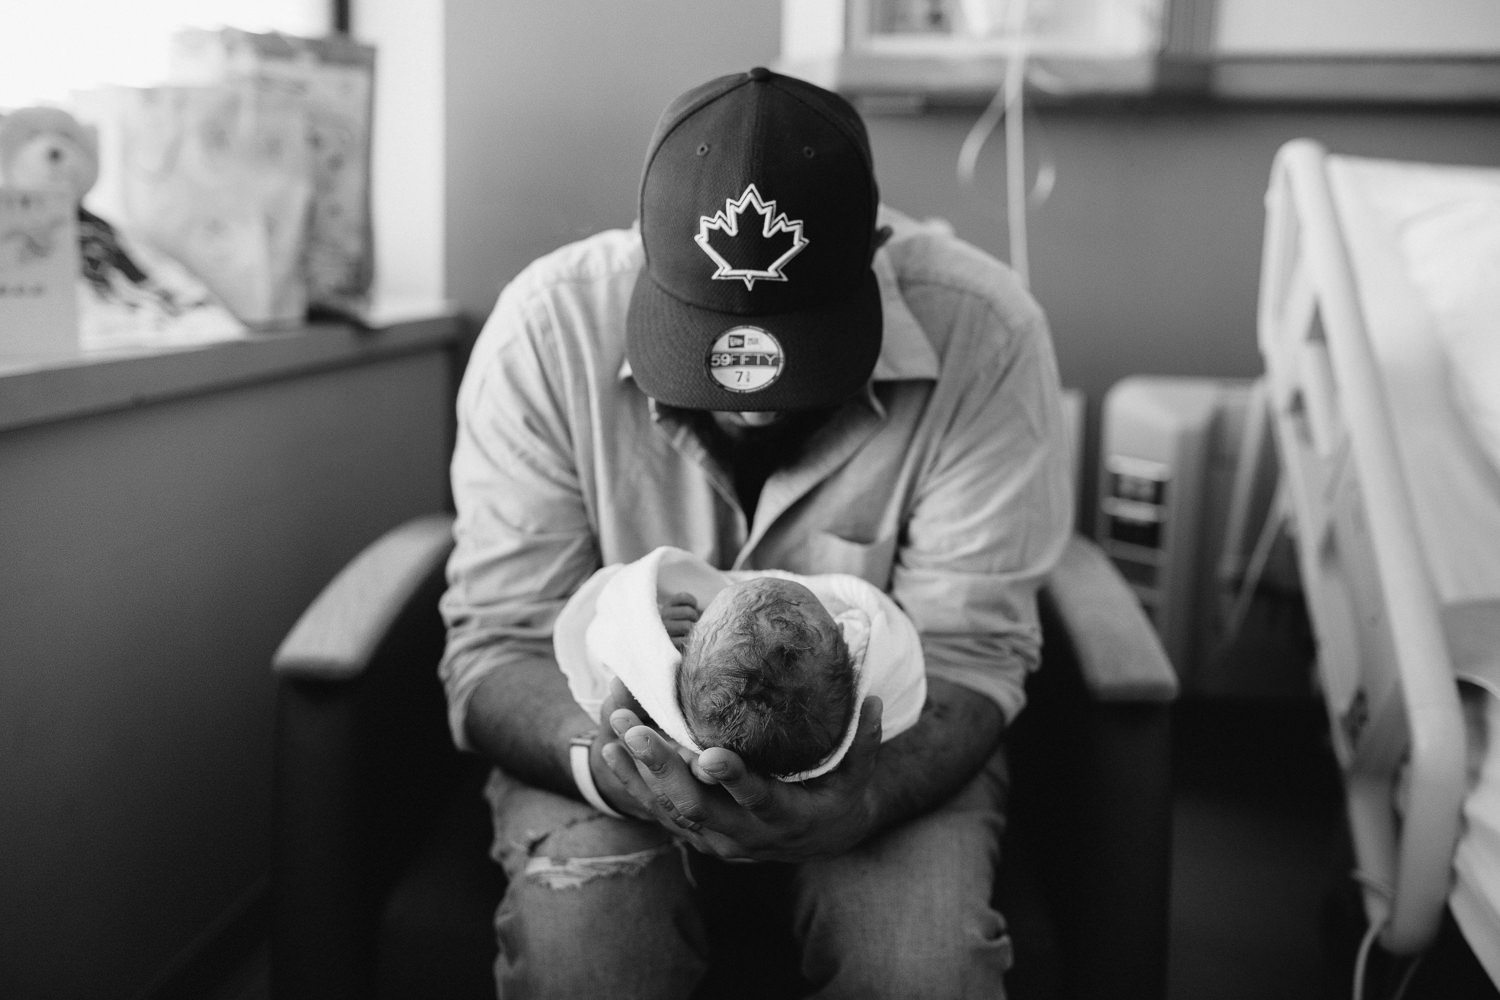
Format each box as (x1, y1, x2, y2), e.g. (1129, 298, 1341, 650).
(570, 731, 625, 818)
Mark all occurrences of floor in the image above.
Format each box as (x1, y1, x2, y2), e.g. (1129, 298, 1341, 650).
(204, 946, 268, 1000)
(1168, 696, 1346, 1000)
(208, 698, 1480, 1000)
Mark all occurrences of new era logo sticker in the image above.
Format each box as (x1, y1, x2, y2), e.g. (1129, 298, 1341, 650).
(696, 184, 808, 290)
(707, 327, 783, 393)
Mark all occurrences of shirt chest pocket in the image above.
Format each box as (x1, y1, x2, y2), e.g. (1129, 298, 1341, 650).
(790, 531, 897, 589)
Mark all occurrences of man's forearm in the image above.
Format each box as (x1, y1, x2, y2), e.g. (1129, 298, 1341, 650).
(463, 657, 596, 797)
(865, 676, 1007, 837)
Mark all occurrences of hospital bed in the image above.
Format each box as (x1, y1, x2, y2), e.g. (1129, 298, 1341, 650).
(1258, 138, 1500, 989)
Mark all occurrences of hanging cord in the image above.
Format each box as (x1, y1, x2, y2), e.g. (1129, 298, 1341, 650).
(1388, 952, 1425, 1000)
(954, 0, 1054, 288)
(1347, 872, 1425, 1000)
(1218, 480, 1290, 647)
(955, 0, 1171, 286)
(1351, 917, 1423, 1000)
(1001, 37, 1029, 286)
(1352, 918, 1383, 1000)
(956, 74, 1015, 188)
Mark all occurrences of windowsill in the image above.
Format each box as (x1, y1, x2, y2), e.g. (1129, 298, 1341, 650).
(778, 50, 1161, 109)
(0, 311, 463, 434)
(778, 52, 1500, 110)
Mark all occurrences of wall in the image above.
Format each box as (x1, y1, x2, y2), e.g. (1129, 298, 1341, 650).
(357, 0, 446, 304)
(864, 103, 1500, 423)
(440, 4, 1500, 487)
(0, 325, 456, 1000)
(443, 0, 782, 326)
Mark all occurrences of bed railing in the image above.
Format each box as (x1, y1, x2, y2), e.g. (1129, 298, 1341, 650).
(1258, 138, 1468, 955)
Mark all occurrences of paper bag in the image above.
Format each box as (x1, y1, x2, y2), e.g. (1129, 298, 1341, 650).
(171, 27, 376, 315)
(84, 83, 313, 328)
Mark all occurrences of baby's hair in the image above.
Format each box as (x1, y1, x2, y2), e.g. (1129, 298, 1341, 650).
(676, 580, 857, 777)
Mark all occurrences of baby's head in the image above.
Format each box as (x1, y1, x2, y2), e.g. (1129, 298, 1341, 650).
(675, 577, 857, 778)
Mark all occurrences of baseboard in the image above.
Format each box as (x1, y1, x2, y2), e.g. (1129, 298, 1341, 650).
(135, 877, 268, 1000)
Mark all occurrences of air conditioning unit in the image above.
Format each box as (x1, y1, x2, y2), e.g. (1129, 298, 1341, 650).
(1096, 375, 1309, 698)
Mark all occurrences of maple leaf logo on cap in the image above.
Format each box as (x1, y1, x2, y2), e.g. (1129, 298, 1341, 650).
(696, 184, 809, 290)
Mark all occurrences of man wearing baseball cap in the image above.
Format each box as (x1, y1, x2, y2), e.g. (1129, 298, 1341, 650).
(441, 67, 1072, 998)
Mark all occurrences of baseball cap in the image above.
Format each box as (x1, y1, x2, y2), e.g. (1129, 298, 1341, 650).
(627, 67, 883, 412)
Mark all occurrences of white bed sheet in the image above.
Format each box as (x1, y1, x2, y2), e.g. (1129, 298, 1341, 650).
(1329, 156, 1500, 609)
(1329, 153, 1500, 984)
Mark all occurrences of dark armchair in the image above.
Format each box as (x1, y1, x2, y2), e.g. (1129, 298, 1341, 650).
(269, 514, 1177, 1000)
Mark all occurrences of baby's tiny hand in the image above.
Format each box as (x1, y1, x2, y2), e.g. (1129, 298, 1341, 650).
(658, 591, 700, 651)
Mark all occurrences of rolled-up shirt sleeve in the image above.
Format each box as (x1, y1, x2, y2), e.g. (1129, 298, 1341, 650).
(438, 286, 598, 751)
(893, 306, 1073, 723)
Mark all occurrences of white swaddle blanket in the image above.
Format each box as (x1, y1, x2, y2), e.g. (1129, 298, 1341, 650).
(554, 546, 927, 782)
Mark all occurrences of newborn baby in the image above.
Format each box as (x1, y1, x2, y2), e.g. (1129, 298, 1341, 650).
(664, 576, 859, 779)
(552, 546, 927, 782)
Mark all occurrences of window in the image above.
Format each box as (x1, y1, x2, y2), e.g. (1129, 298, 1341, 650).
(0, 0, 332, 108)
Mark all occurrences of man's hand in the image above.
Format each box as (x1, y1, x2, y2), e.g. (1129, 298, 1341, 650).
(587, 679, 663, 820)
(591, 676, 701, 820)
(602, 690, 885, 863)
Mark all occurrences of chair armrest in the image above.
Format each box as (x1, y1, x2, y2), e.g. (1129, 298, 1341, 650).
(271, 513, 466, 1000)
(274, 512, 456, 681)
(1008, 532, 1178, 1000)
(1041, 534, 1178, 703)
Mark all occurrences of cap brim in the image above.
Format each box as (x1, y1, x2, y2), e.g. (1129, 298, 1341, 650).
(627, 268, 882, 412)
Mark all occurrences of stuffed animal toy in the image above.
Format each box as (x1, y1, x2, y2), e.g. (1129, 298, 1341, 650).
(0, 106, 100, 195)
(0, 105, 157, 302)
(0, 104, 243, 346)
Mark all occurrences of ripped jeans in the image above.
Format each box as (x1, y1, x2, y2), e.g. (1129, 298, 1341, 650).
(485, 747, 1014, 1000)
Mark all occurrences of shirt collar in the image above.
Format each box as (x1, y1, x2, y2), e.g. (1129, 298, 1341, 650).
(617, 242, 938, 388)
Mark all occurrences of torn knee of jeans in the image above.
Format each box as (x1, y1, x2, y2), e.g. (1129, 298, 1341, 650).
(521, 844, 676, 889)
(513, 816, 676, 889)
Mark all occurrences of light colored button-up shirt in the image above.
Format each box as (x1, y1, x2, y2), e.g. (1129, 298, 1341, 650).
(439, 208, 1073, 750)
